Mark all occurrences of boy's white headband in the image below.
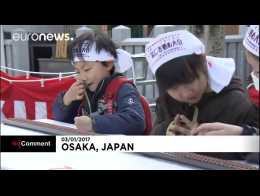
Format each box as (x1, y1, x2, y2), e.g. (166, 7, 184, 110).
(72, 41, 133, 73)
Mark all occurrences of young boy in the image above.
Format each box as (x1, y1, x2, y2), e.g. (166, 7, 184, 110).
(145, 30, 258, 137)
(52, 32, 146, 135)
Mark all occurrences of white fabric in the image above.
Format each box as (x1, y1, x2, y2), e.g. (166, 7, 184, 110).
(14, 101, 26, 119)
(73, 41, 133, 73)
(0, 100, 6, 121)
(145, 30, 205, 74)
(35, 102, 47, 119)
(114, 49, 133, 73)
(251, 71, 259, 91)
(206, 56, 236, 93)
(243, 25, 259, 57)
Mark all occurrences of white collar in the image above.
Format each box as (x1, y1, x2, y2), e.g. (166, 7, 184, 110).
(206, 56, 235, 93)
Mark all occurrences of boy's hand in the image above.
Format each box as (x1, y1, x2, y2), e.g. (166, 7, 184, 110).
(63, 80, 85, 106)
(74, 116, 93, 134)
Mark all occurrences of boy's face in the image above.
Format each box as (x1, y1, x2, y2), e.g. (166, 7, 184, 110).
(74, 61, 113, 92)
(166, 72, 208, 104)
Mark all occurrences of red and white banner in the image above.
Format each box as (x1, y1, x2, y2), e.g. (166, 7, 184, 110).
(0, 71, 75, 120)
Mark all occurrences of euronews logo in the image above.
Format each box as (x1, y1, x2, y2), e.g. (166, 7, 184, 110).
(12, 32, 74, 42)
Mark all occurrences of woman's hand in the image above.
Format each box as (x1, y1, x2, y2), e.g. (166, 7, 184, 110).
(191, 122, 243, 135)
(166, 114, 198, 135)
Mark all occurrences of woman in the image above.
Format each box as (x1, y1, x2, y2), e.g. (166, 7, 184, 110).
(145, 30, 258, 137)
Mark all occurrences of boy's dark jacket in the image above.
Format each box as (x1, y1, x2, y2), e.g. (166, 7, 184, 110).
(52, 73, 145, 135)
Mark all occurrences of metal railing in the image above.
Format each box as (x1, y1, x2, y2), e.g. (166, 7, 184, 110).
(224, 35, 251, 89)
(121, 39, 158, 111)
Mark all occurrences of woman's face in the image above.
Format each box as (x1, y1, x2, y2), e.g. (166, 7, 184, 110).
(166, 72, 208, 104)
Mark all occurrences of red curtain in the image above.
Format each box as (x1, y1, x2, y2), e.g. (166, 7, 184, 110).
(0, 71, 75, 120)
